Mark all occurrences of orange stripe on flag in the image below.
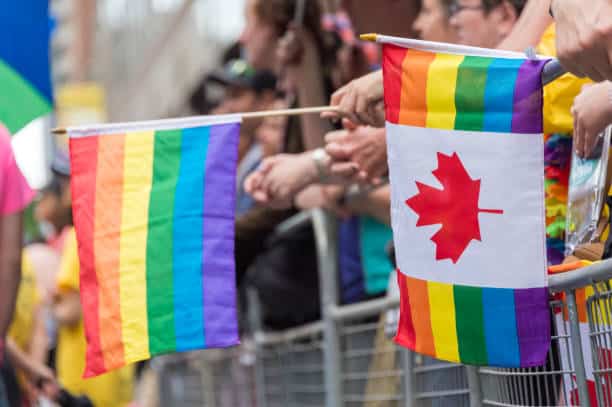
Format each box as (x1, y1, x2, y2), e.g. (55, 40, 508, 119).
(94, 134, 126, 370)
(405, 275, 436, 357)
(398, 49, 436, 127)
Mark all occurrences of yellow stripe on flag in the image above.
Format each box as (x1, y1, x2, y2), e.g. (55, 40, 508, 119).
(428, 281, 460, 362)
(119, 131, 154, 362)
(425, 54, 463, 129)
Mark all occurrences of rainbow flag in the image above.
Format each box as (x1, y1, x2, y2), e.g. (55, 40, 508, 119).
(0, 1, 53, 133)
(379, 36, 551, 367)
(69, 119, 241, 377)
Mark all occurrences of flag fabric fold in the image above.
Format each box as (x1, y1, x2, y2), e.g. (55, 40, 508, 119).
(381, 36, 551, 367)
(69, 119, 241, 377)
(0, 1, 53, 133)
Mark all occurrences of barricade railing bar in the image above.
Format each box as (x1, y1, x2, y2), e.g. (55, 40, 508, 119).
(155, 207, 612, 406)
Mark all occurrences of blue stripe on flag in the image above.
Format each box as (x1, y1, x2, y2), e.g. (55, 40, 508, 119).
(482, 287, 521, 366)
(173, 127, 208, 351)
(482, 58, 523, 133)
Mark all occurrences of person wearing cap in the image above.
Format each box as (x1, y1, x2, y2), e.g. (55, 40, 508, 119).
(34, 151, 73, 253)
(207, 59, 278, 163)
(207, 59, 279, 216)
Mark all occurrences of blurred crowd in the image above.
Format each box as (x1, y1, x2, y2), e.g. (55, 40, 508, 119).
(2, 0, 612, 406)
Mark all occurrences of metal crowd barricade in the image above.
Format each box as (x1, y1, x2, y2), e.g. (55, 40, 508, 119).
(478, 298, 574, 406)
(246, 207, 612, 407)
(154, 346, 257, 407)
(155, 209, 612, 406)
(248, 209, 474, 407)
(587, 282, 612, 406)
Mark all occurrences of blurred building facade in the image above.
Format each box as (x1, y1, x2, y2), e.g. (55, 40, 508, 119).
(51, 0, 245, 122)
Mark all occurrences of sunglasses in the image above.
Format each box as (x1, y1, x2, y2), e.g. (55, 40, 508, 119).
(448, 3, 484, 16)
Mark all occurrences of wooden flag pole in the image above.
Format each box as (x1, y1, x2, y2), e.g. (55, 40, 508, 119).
(51, 105, 342, 135)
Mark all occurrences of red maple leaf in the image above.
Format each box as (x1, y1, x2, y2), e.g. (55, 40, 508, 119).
(405, 152, 503, 263)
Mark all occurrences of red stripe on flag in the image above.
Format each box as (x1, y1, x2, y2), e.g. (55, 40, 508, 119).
(395, 271, 416, 348)
(69, 136, 106, 377)
(382, 44, 407, 124)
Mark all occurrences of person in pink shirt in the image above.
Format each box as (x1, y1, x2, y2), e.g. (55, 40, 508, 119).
(0, 123, 35, 364)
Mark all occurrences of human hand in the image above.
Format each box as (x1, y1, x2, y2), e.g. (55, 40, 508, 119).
(277, 24, 319, 76)
(293, 184, 349, 216)
(325, 122, 388, 184)
(322, 70, 385, 127)
(26, 359, 56, 384)
(25, 361, 60, 401)
(244, 153, 319, 209)
(572, 81, 612, 158)
(553, 0, 612, 81)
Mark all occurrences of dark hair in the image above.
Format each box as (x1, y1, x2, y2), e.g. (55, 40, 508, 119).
(254, 0, 321, 39)
(41, 172, 69, 197)
(482, 0, 527, 14)
(253, 0, 336, 66)
(440, 0, 454, 16)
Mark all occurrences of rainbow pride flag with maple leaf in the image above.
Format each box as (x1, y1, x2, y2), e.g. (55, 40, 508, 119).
(378, 35, 551, 367)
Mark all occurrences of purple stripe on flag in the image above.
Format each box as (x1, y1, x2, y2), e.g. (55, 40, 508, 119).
(201, 122, 241, 348)
(511, 59, 548, 134)
(514, 287, 550, 366)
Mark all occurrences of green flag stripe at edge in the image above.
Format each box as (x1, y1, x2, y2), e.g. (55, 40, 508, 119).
(0, 60, 52, 134)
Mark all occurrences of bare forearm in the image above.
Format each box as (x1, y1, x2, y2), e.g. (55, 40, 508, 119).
(6, 338, 31, 373)
(0, 263, 20, 338)
(349, 186, 391, 226)
(497, 0, 552, 51)
(0, 213, 23, 338)
(297, 64, 333, 150)
(29, 307, 49, 366)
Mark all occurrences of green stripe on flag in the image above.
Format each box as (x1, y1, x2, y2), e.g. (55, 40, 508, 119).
(0, 60, 51, 133)
(454, 56, 493, 131)
(146, 129, 183, 355)
(454, 285, 488, 364)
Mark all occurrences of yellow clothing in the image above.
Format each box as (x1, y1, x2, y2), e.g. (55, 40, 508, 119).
(8, 252, 39, 351)
(539, 24, 592, 134)
(538, 25, 612, 245)
(56, 228, 134, 407)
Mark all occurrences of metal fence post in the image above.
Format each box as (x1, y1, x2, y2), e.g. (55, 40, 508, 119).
(200, 356, 216, 407)
(466, 366, 483, 407)
(566, 289, 591, 406)
(311, 209, 342, 407)
(401, 349, 416, 407)
(247, 288, 267, 407)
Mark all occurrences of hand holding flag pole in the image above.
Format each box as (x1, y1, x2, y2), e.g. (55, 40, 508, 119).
(322, 34, 567, 127)
(52, 37, 566, 135)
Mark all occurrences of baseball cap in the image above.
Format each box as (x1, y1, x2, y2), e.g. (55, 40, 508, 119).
(207, 59, 277, 94)
(51, 148, 70, 176)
